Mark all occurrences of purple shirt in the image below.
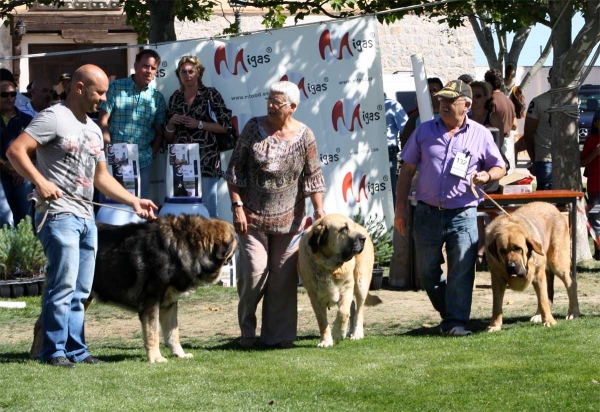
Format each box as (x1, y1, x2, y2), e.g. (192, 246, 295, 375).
(401, 117, 505, 209)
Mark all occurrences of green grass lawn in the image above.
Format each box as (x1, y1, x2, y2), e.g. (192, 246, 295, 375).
(1, 319, 599, 411)
(1, 266, 600, 411)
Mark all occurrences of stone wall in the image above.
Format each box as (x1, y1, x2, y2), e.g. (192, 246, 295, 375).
(0, 26, 12, 71)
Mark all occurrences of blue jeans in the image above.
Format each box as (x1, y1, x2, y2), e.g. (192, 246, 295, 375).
(37, 213, 98, 363)
(201, 176, 219, 218)
(0, 172, 33, 228)
(534, 161, 552, 190)
(413, 203, 478, 331)
(389, 147, 399, 208)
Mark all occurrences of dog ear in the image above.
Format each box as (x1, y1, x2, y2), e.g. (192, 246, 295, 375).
(308, 224, 328, 254)
(525, 235, 545, 257)
(486, 238, 500, 263)
(216, 237, 238, 261)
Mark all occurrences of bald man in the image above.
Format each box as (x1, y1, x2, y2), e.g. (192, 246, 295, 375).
(7, 64, 158, 368)
(17, 78, 53, 117)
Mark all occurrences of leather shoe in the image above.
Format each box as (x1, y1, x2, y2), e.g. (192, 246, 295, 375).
(81, 355, 105, 364)
(47, 356, 75, 368)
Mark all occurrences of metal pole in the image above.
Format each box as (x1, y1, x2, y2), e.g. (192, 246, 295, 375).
(234, 10, 242, 33)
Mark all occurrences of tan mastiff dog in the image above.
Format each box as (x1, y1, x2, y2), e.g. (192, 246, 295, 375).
(298, 214, 382, 347)
(485, 202, 580, 331)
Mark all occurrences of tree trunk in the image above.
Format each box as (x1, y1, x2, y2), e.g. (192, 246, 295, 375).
(147, 0, 177, 43)
(548, 0, 599, 262)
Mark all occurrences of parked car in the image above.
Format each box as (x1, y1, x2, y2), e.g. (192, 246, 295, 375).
(578, 84, 600, 150)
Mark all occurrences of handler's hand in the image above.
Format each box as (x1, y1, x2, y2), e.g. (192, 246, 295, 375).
(394, 208, 408, 237)
(472, 171, 490, 186)
(233, 207, 248, 236)
(36, 180, 62, 201)
(133, 198, 158, 220)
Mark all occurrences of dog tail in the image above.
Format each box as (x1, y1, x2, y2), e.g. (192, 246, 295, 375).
(365, 293, 383, 306)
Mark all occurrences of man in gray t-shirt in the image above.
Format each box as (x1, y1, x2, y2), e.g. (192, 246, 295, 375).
(7, 65, 157, 368)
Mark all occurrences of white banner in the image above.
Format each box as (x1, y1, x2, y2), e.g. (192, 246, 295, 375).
(153, 17, 393, 228)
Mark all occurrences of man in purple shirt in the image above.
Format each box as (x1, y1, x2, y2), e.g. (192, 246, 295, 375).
(395, 80, 506, 336)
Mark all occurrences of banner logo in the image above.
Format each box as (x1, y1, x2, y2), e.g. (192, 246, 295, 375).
(319, 30, 354, 60)
(214, 45, 248, 76)
(342, 171, 368, 204)
(332, 101, 363, 132)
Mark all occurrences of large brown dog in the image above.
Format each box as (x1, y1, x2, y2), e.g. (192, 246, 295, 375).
(485, 202, 580, 332)
(298, 214, 382, 347)
(30, 214, 237, 363)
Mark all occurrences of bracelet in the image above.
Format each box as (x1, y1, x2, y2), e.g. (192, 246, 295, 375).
(313, 209, 325, 217)
(165, 124, 175, 133)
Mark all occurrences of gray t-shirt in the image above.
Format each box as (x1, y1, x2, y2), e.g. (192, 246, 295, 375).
(25, 103, 106, 220)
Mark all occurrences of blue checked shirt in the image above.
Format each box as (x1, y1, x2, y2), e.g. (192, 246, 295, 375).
(99, 76, 166, 169)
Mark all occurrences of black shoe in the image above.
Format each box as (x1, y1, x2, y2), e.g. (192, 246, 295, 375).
(594, 250, 600, 261)
(47, 356, 76, 368)
(441, 326, 473, 337)
(81, 355, 105, 364)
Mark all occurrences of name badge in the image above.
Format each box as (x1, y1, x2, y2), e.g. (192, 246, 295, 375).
(450, 151, 471, 179)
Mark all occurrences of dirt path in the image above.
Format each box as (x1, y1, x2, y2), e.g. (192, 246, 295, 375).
(3, 271, 600, 348)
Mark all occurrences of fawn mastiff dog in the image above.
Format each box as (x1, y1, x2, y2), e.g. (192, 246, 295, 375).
(298, 214, 382, 347)
(485, 202, 580, 331)
(30, 214, 237, 363)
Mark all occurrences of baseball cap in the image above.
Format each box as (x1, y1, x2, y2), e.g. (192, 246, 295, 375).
(435, 80, 472, 100)
(60, 73, 72, 81)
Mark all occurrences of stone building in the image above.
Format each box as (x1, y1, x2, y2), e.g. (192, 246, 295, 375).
(0, 3, 475, 91)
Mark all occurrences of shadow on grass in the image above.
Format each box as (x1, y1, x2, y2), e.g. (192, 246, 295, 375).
(402, 315, 535, 337)
(182, 334, 322, 352)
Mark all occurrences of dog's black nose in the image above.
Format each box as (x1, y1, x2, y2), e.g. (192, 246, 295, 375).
(352, 235, 366, 253)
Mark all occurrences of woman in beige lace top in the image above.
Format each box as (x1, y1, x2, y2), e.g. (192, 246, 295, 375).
(225, 81, 325, 349)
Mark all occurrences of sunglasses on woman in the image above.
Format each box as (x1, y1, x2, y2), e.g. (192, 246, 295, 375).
(0, 91, 17, 98)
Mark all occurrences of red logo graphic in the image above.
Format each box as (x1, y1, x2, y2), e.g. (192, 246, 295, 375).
(332, 101, 362, 132)
(280, 74, 309, 99)
(342, 172, 368, 203)
(214, 45, 248, 76)
(319, 30, 354, 60)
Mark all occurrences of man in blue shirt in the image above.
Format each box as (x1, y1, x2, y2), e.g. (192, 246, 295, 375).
(0, 80, 33, 227)
(98, 49, 166, 200)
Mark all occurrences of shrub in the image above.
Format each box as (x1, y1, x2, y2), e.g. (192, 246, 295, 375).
(0, 217, 46, 280)
(353, 211, 394, 267)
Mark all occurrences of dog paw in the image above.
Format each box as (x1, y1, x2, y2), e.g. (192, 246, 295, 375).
(486, 325, 502, 333)
(542, 318, 557, 327)
(150, 356, 169, 363)
(176, 353, 194, 359)
(565, 312, 581, 320)
(317, 339, 334, 348)
(350, 330, 364, 340)
(530, 314, 542, 323)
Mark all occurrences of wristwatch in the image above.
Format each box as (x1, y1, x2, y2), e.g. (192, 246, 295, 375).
(197, 120, 204, 130)
(231, 201, 244, 211)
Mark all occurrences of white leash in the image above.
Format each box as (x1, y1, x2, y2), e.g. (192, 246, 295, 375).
(470, 175, 510, 215)
(28, 190, 138, 233)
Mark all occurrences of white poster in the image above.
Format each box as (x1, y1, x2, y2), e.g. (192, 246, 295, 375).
(107, 143, 140, 198)
(152, 17, 392, 228)
(166, 144, 201, 198)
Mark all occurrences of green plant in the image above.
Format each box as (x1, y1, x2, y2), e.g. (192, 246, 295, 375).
(353, 211, 394, 267)
(0, 216, 46, 280)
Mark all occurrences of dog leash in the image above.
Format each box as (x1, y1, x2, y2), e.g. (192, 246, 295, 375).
(28, 190, 139, 233)
(470, 175, 510, 215)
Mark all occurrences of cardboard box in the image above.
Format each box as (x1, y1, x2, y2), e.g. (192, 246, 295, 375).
(499, 172, 534, 194)
(502, 184, 533, 194)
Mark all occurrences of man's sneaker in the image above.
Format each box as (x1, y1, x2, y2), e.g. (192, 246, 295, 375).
(81, 355, 105, 364)
(47, 356, 75, 368)
(441, 326, 473, 337)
